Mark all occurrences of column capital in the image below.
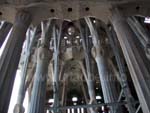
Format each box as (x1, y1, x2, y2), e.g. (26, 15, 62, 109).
(91, 45, 104, 59)
(14, 10, 32, 27)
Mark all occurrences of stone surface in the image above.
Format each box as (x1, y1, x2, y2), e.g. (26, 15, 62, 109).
(0, 10, 31, 113)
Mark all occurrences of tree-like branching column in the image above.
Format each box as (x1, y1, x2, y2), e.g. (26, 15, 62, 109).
(28, 20, 52, 113)
(110, 8, 150, 113)
(107, 24, 136, 113)
(53, 20, 63, 113)
(0, 10, 31, 113)
(79, 20, 97, 113)
(13, 27, 38, 113)
(85, 17, 121, 113)
(127, 17, 150, 60)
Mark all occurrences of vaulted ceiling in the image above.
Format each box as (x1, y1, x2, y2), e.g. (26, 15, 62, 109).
(0, 0, 150, 25)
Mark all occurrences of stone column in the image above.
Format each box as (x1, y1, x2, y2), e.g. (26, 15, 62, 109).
(0, 22, 12, 47)
(0, 10, 31, 113)
(127, 17, 150, 60)
(85, 17, 120, 113)
(13, 28, 37, 113)
(110, 8, 150, 113)
(53, 21, 63, 113)
(108, 25, 136, 113)
(92, 48, 120, 113)
(28, 21, 52, 113)
(79, 22, 97, 113)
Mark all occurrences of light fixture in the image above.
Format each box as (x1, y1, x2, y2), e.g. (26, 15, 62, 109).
(93, 20, 96, 23)
(96, 95, 102, 100)
(64, 36, 68, 39)
(72, 97, 78, 102)
(48, 99, 54, 103)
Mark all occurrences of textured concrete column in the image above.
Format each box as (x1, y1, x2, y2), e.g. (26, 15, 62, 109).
(0, 22, 12, 47)
(13, 28, 37, 113)
(92, 48, 120, 113)
(85, 17, 120, 113)
(79, 22, 97, 113)
(108, 25, 136, 113)
(53, 22, 63, 113)
(127, 17, 150, 60)
(110, 8, 150, 113)
(0, 11, 31, 113)
(28, 21, 52, 113)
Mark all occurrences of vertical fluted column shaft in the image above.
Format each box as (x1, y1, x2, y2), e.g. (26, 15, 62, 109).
(108, 25, 136, 113)
(92, 47, 119, 113)
(0, 10, 31, 113)
(79, 22, 97, 113)
(53, 28, 60, 112)
(85, 17, 121, 113)
(0, 22, 12, 47)
(13, 28, 37, 113)
(28, 22, 52, 113)
(52, 21, 63, 113)
(28, 45, 50, 113)
(110, 8, 150, 113)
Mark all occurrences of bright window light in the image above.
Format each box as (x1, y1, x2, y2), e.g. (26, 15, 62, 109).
(144, 17, 150, 23)
(67, 109, 70, 113)
(93, 20, 96, 23)
(72, 97, 78, 102)
(81, 108, 84, 113)
(48, 99, 54, 103)
(72, 109, 74, 113)
(96, 95, 102, 100)
(46, 110, 49, 113)
(101, 106, 105, 111)
(77, 108, 80, 113)
(64, 36, 68, 39)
